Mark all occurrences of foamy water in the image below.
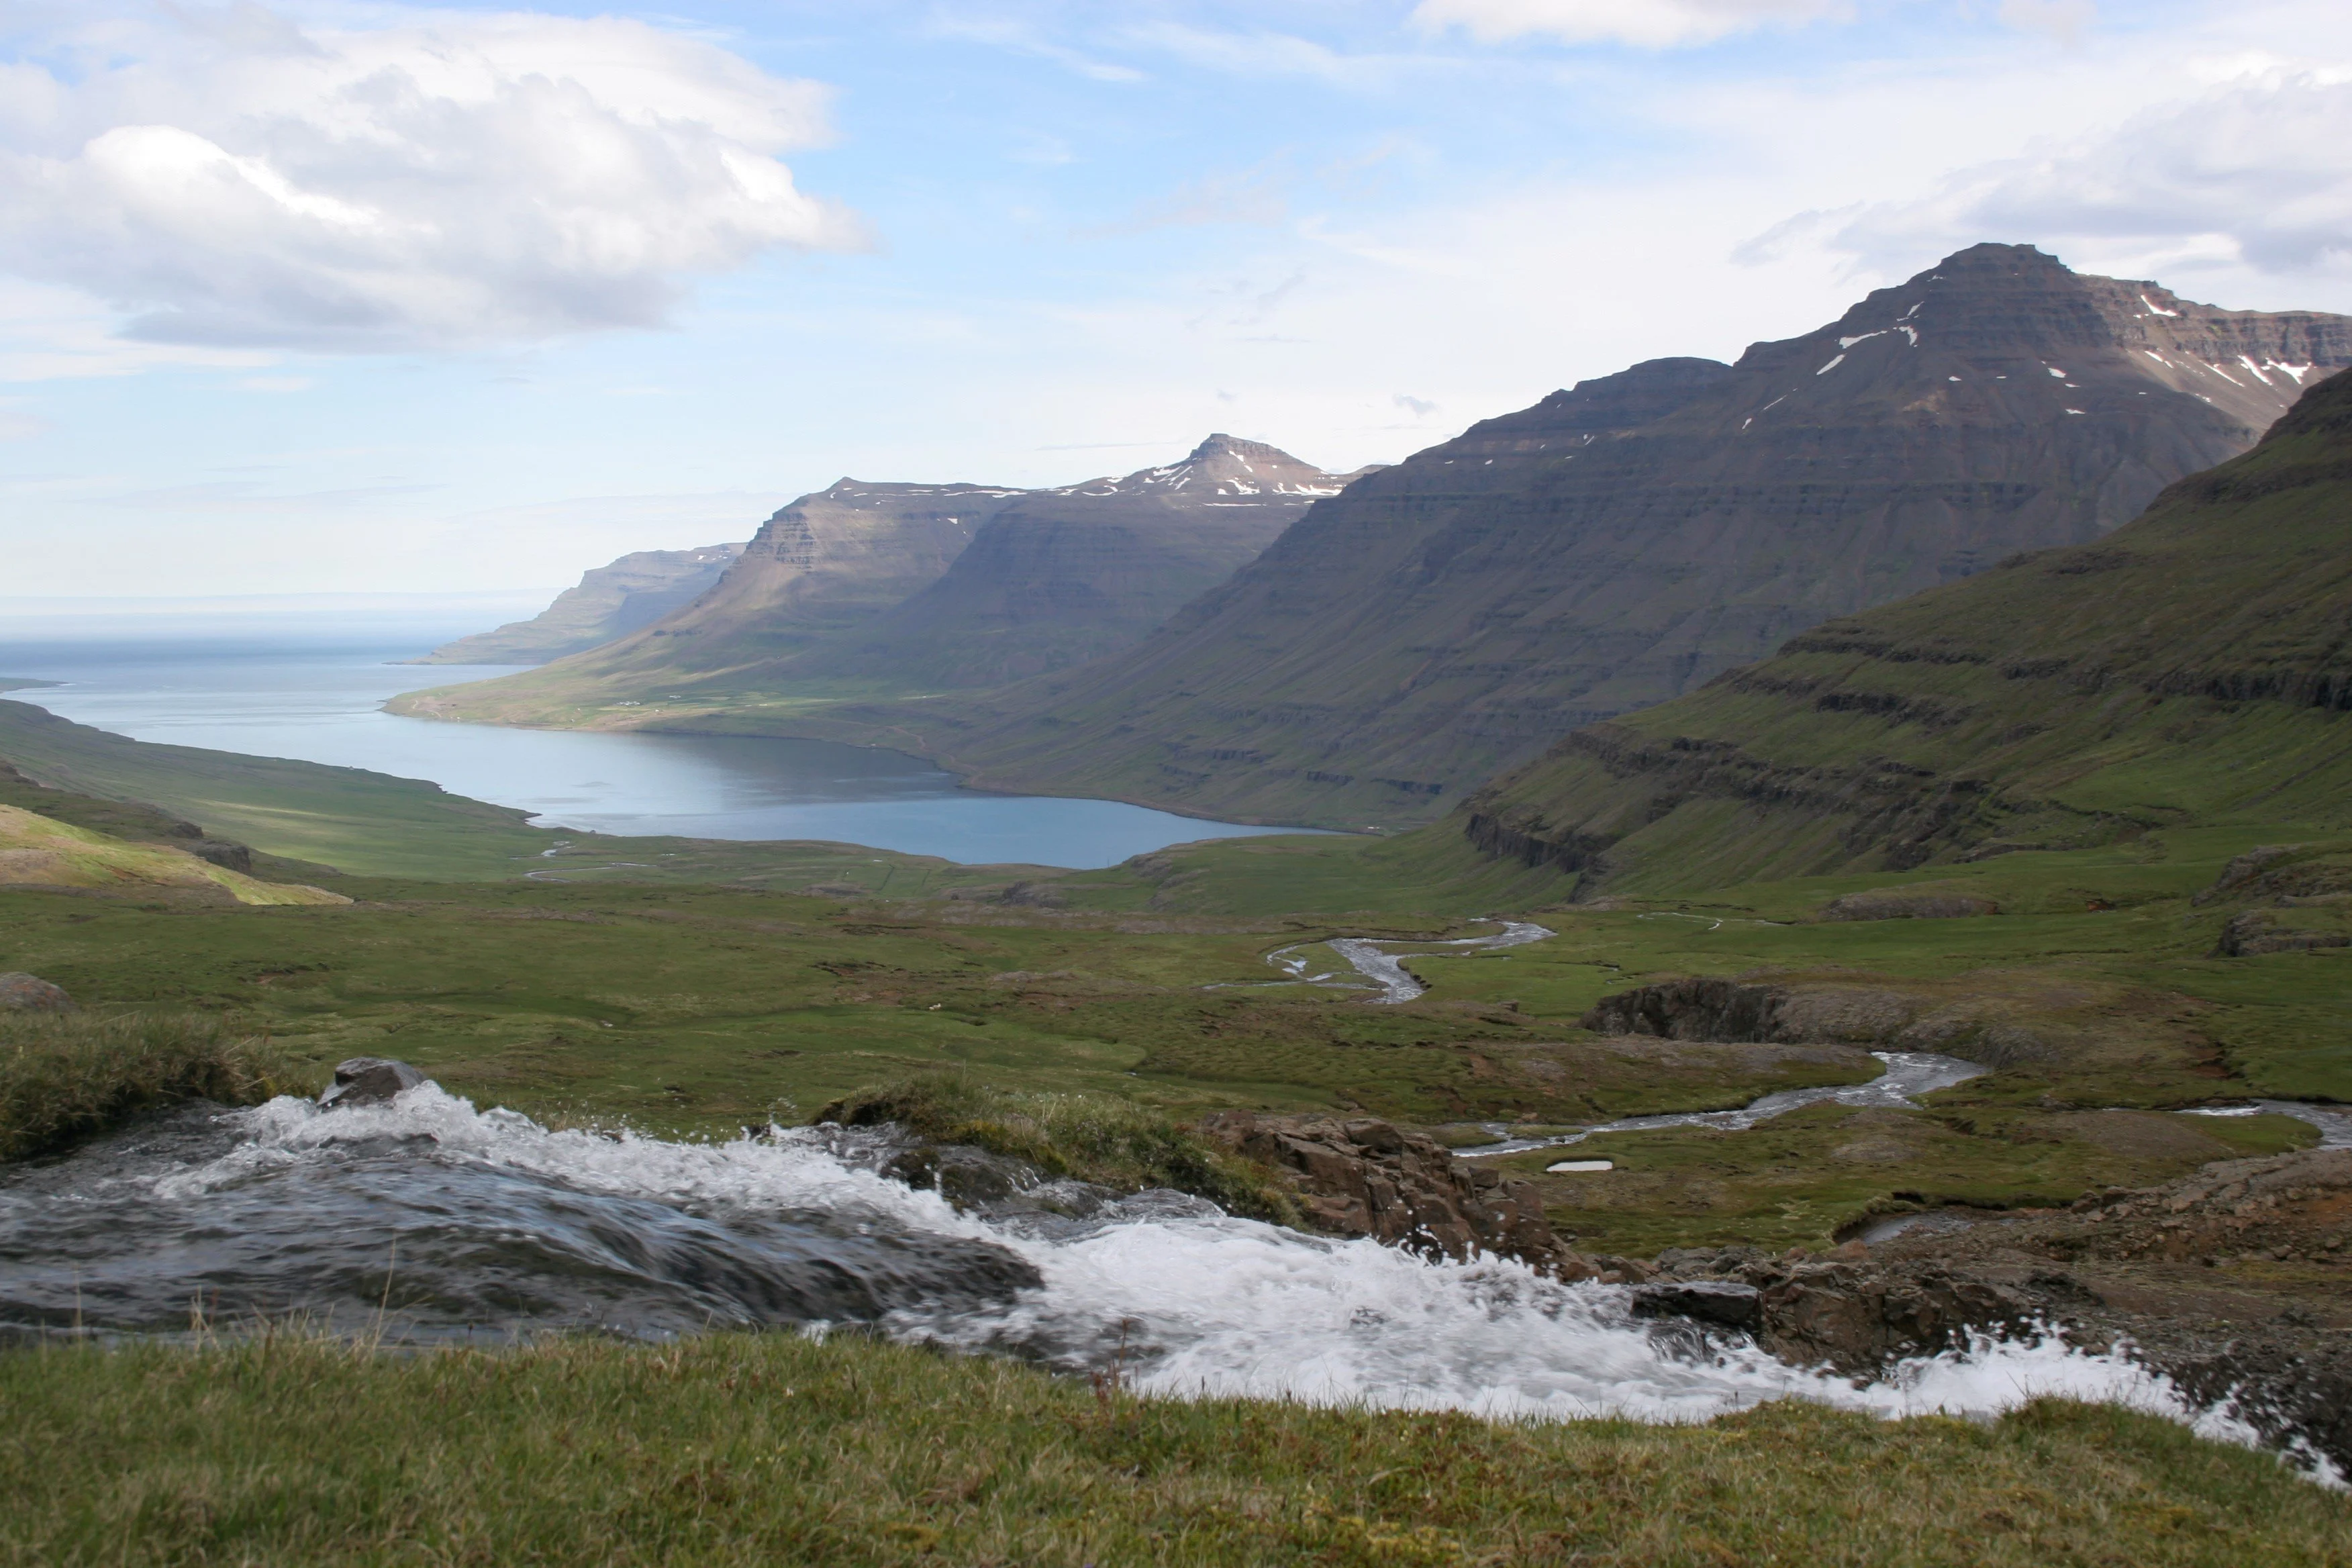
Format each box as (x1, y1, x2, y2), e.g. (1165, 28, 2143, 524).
(5, 1084, 2311, 1477)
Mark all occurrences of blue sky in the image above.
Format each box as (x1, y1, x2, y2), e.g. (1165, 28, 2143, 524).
(3, 0, 2349, 602)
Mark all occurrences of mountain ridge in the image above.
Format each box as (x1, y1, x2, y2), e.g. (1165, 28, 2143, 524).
(776, 245, 2352, 831)
(393, 434, 1356, 722)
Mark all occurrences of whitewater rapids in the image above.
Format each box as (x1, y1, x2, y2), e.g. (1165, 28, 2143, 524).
(0, 1086, 2273, 1450)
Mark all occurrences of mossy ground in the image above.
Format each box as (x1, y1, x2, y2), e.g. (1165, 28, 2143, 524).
(3, 807, 2342, 1251)
(5, 1334, 2347, 1567)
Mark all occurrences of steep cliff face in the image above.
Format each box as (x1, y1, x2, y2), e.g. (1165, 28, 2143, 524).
(918, 246, 2352, 829)
(412, 542, 745, 665)
(777, 435, 1351, 690)
(1455, 365, 2352, 896)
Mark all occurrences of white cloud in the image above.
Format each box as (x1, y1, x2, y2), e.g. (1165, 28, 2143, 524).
(1410, 0, 1857, 48)
(0, 7, 863, 354)
(1751, 71, 2352, 284)
(1115, 22, 1402, 85)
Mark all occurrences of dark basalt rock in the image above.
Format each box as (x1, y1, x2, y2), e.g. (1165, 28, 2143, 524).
(0, 973, 75, 1014)
(318, 1057, 430, 1108)
(1745, 1261, 2037, 1375)
(1632, 1279, 1763, 1330)
(1197, 1110, 1597, 1280)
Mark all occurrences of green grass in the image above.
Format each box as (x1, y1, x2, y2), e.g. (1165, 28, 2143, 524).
(816, 1073, 1298, 1222)
(0, 1010, 293, 1161)
(1493, 1099, 2318, 1257)
(5, 1334, 2347, 1567)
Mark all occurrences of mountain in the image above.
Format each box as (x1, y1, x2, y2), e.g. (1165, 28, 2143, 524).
(412, 542, 746, 665)
(391, 436, 1352, 722)
(868, 245, 2352, 830)
(1453, 364, 2352, 897)
(753, 436, 1355, 691)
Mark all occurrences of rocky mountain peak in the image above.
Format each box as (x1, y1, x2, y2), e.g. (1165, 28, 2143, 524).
(1721, 243, 2352, 433)
(1052, 434, 1346, 501)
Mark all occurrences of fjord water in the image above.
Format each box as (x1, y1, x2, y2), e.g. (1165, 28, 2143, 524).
(1, 1089, 2247, 1443)
(0, 634, 1306, 866)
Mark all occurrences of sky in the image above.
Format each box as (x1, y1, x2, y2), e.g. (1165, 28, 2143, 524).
(2, 0, 2350, 605)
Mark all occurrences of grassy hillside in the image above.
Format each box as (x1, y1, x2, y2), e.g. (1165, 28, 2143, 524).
(1456, 366, 2352, 897)
(0, 803, 348, 905)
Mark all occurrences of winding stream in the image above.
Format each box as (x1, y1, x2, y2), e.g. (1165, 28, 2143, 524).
(0, 1087, 2253, 1439)
(1240, 921, 1556, 1003)
(1455, 1052, 1990, 1159)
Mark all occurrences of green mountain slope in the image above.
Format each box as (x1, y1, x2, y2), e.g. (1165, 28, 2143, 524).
(1453, 366, 2352, 897)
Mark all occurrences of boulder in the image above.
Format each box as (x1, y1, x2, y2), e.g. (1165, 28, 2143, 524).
(1196, 1110, 1596, 1279)
(318, 1057, 429, 1108)
(1745, 1261, 2037, 1375)
(0, 973, 75, 1014)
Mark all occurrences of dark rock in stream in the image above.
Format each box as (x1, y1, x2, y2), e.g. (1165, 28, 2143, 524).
(318, 1057, 428, 1108)
(1196, 1111, 1599, 1279)
(0, 973, 75, 1014)
(1632, 1279, 1762, 1330)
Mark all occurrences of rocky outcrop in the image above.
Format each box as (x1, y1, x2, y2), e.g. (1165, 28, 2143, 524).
(1195, 1110, 1598, 1279)
(0, 973, 75, 1013)
(187, 839, 253, 875)
(318, 1057, 428, 1108)
(2214, 911, 2352, 957)
(1582, 978, 1916, 1048)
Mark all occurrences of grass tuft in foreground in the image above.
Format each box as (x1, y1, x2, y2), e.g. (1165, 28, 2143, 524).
(3, 1332, 2347, 1566)
(0, 1011, 293, 1161)
(815, 1073, 1298, 1225)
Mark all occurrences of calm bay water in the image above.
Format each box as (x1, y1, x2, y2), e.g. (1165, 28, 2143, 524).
(0, 633, 1308, 868)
